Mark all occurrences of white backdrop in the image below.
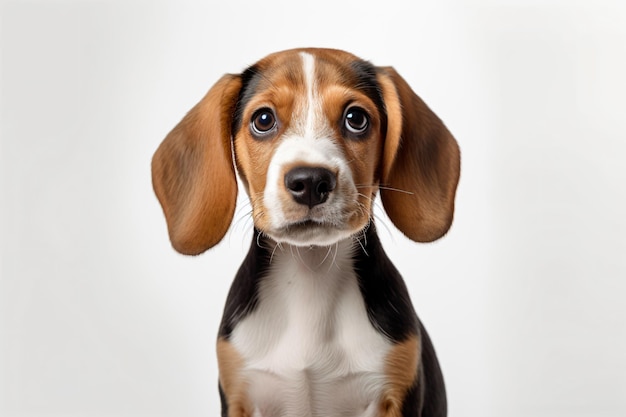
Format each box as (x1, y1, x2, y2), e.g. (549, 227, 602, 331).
(2, 1, 625, 416)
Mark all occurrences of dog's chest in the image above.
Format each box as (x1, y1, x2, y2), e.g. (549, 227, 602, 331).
(230, 244, 391, 417)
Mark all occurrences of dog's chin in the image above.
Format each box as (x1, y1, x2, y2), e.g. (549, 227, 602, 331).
(264, 221, 357, 247)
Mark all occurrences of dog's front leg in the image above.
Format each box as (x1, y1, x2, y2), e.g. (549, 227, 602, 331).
(379, 335, 421, 417)
(217, 338, 253, 417)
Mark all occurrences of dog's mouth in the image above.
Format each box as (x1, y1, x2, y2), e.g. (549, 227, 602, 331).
(282, 218, 342, 236)
(286, 219, 329, 230)
(264, 218, 350, 247)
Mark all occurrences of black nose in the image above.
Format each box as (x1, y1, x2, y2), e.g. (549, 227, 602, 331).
(284, 167, 337, 208)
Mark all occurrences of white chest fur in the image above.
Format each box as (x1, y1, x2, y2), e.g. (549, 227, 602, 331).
(231, 241, 391, 417)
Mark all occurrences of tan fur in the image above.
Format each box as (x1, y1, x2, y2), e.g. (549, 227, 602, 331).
(152, 74, 242, 255)
(377, 67, 461, 242)
(380, 335, 421, 417)
(216, 338, 251, 417)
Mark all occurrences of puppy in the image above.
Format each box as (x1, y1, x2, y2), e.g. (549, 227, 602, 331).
(152, 48, 460, 417)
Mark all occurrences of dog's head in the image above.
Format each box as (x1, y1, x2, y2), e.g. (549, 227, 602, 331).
(152, 48, 460, 255)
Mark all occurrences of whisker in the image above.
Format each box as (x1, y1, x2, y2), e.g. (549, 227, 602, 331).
(232, 208, 253, 232)
(373, 212, 395, 242)
(295, 246, 313, 272)
(356, 234, 368, 256)
(377, 185, 414, 195)
(325, 242, 339, 274)
(362, 224, 369, 247)
(354, 184, 414, 195)
(234, 199, 252, 216)
(356, 192, 374, 204)
(318, 245, 333, 268)
(269, 241, 281, 264)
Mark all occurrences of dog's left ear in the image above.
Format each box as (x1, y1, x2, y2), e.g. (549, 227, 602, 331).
(152, 74, 242, 255)
(377, 67, 460, 242)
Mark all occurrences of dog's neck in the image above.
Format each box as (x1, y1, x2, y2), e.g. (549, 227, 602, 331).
(266, 241, 355, 278)
(219, 221, 417, 343)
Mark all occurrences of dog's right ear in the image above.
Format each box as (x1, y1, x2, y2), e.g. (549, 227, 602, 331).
(152, 74, 242, 255)
(377, 67, 460, 243)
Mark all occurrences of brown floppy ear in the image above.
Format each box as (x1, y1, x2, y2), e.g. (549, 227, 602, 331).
(152, 74, 242, 255)
(377, 67, 460, 242)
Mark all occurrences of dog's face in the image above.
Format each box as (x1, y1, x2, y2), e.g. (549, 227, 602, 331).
(152, 48, 460, 254)
(231, 50, 385, 246)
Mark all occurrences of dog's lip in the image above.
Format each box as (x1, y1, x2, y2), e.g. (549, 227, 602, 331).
(277, 209, 361, 232)
(265, 219, 354, 246)
(271, 217, 351, 237)
(283, 219, 337, 230)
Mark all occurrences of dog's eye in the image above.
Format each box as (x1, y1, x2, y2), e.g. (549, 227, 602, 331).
(251, 109, 277, 136)
(344, 107, 369, 135)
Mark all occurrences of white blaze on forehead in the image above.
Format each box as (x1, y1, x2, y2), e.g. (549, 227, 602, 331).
(295, 51, 333, 139)
(300, 51, 317, 136)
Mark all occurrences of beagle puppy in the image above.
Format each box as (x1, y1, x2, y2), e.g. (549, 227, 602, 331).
(152, 48, 460, 417)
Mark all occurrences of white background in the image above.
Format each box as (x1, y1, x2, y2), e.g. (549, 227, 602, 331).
(2, 0, 625, 416)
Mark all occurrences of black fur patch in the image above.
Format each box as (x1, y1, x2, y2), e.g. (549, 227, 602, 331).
(353, 224, 419, 341)
(231, 65, 263, 136)
(349, 59, 386, 116)
(217, 230, 270, 338)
